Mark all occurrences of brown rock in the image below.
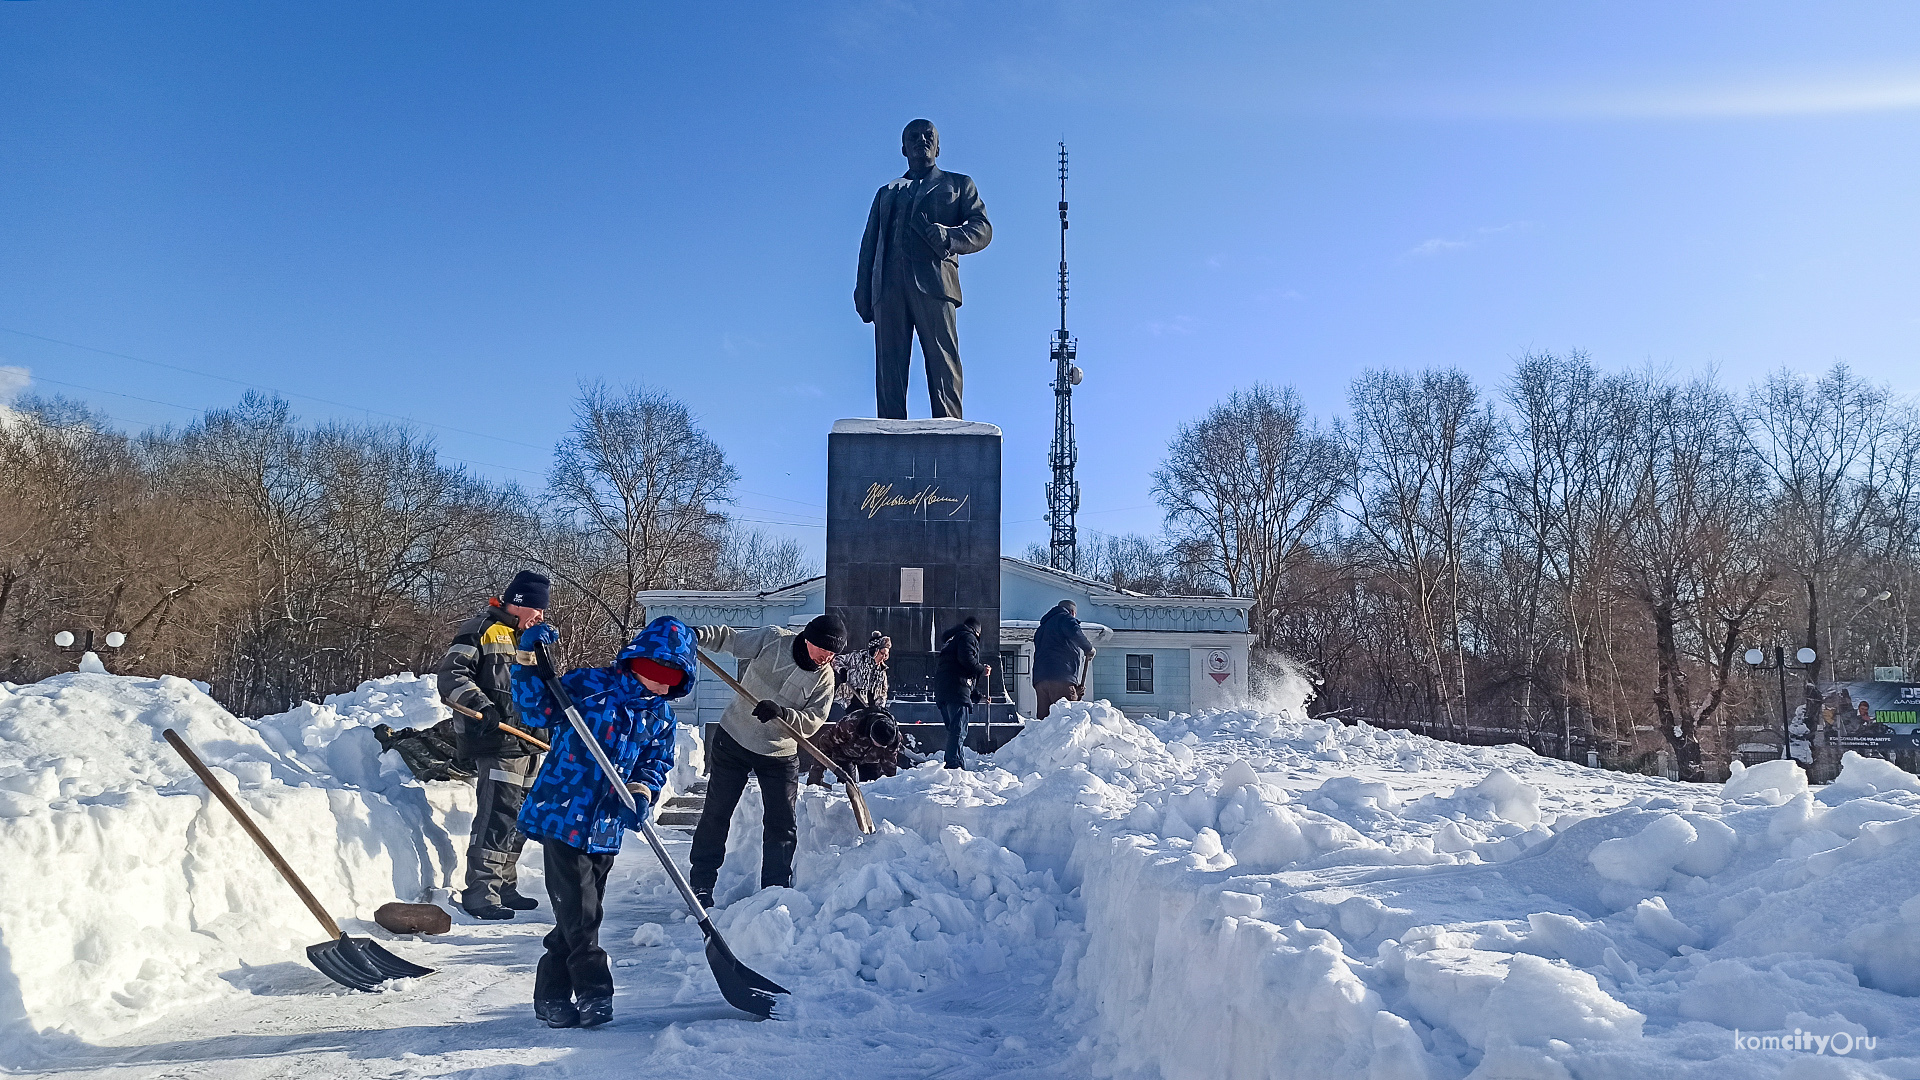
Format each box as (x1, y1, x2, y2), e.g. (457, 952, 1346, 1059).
(374, 902, 452, 936)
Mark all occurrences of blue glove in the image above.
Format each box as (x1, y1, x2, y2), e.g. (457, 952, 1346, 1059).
(519, 623, 558, 650)
(616, 787, 653, 830)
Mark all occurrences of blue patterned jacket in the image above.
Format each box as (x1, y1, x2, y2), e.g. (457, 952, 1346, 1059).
(512, 617, 696, 854)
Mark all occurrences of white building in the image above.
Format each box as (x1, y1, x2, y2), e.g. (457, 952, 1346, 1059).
(639, 557, 1252, 728)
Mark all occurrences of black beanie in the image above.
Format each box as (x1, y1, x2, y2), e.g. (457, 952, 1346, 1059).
(503, 570, 551, 610)
(800, 614, 849, 654)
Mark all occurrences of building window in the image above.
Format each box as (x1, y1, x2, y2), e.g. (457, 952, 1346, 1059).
(1125, 654, 1154, 694)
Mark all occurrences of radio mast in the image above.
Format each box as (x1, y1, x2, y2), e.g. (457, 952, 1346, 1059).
(1045, 142, 1083, 574)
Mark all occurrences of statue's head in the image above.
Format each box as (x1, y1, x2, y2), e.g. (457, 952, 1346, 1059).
(901, 119, 939, 167)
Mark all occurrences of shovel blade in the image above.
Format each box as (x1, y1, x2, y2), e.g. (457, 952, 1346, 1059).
(699, 920, 789, 1019)
(305, 935, 434, 992)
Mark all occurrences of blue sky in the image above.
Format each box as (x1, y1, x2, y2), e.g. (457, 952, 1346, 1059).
(5, 2, 1920, 562)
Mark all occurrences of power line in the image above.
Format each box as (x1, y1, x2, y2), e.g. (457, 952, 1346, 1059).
(22, 371, 548, 477)
(0, 324, 551, 452)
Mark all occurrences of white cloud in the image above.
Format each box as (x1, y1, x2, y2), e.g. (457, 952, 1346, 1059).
(1404, 221, 1534, 259)
(1406, 237, 1471, 258)
(1411, 73, 1920, 120)
(0, 366, 29, 401)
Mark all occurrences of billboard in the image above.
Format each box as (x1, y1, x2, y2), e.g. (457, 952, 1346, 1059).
(1828, 681, 1920, 750)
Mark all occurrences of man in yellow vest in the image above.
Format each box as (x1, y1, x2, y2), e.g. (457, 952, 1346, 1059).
(436, 570, 550, 920)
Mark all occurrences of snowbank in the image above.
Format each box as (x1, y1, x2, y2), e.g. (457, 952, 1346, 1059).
(0, 668, 706, 1048)
(20, 663, 1920, 1078)
(0, 672, 478, 1041)
(1045, 702, 1920, 1078)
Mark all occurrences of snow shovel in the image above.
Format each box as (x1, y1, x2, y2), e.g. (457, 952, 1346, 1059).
(527, 643, 789, 1020)
(161, 729, 434, 993)
(695, 650, 876, 834)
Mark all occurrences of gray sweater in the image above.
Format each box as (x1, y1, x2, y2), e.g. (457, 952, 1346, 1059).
(695, 625, 833, 758)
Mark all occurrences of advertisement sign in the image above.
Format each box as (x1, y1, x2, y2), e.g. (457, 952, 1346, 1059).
(1829, 681, 1920, 750)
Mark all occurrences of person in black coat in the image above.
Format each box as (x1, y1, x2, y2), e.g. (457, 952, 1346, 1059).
(933, 617, 991, 770)
(1032, 600, 1096, 719)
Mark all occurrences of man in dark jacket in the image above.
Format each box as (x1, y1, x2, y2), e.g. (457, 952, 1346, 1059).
(933, 617, 991, 770)
(1032, 600, 1096, 720)
(513, 615, 693, 1029)
(436, 569, 550, 920)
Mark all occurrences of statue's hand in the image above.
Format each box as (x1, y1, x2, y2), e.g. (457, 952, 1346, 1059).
(922, 220, 950, 255)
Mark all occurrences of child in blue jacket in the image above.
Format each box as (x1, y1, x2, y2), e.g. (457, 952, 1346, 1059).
(512, 615, 697, 1029)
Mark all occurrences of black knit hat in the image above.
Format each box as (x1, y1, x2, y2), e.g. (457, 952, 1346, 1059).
(800, 614, 849, 654)
(503, 569, 551, 610)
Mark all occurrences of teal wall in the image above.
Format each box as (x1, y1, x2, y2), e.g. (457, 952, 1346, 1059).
(1001, 566, 1089, 623)
(1090, 647, 1190, 714)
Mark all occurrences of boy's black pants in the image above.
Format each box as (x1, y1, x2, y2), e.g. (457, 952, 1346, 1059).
(534, 839, 616, 1003)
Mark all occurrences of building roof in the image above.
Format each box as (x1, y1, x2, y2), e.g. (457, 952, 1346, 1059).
(637, 558, 1251, 635)
(1001, 557, 1249, 608)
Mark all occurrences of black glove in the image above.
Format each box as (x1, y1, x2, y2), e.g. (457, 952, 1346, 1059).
(753, 699, 786, 724)
(475, 705, 503, 735)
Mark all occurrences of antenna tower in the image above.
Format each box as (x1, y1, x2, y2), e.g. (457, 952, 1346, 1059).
(1045, 142, 1082, 574)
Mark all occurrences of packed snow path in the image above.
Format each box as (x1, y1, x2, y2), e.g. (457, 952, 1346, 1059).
(20, 827, 1080, 1079)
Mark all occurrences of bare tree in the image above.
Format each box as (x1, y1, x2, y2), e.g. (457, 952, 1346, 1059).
(1746, 366, 1903, 775)
(544, 382, 737, 643)
(1345, 369, 1500, 736)
(1153, 384, 1347, 648)
(1622, 373, 1774, 781)
(712, 525, 817, 591)
(1497, 354, 1649, 759)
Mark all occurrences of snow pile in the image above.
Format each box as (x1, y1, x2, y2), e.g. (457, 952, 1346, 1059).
(23, 661, 1920, 1078)
(0, 671, 481, 1041)
(1042, 708, 1920, 1078)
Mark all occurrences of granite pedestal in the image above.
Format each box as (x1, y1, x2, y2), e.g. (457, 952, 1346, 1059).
(825, 418, 1002, 704)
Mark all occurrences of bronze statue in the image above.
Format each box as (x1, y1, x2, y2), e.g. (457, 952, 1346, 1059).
(855, 120, 992, 419)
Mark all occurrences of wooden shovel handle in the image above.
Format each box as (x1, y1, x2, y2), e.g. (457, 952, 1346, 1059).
(162, 728, 343, 940)
(696, 650, 876, 834)
(695, 651, 839, 774)
(447, 700, 551, 752)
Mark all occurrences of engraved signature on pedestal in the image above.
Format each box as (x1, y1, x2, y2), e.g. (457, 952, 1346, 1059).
(862, 483, 969, 520)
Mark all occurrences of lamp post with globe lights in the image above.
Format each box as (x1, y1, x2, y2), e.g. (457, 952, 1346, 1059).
(53, 629, 127, 671)
(1744, 645, 1818, 764)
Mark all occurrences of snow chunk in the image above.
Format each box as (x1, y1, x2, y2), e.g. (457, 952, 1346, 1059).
(993, 699, 1181, 789)
(1455, 767, 1541, 826)
(1401, 947, 1643, 1050)
(0, 670, 474, 1039)
(1588, 812, 1734, 890)
(1722, 757, 1808, 802)
(1831, 751, 1920, 797)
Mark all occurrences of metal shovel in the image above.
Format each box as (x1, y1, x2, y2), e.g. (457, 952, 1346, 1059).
(526, 645, 790, 1019)
(163, 729, 434, 992)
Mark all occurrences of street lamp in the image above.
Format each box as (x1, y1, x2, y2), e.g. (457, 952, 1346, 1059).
(1745, 646, 1818, 762)
(53, 629, 127, 669)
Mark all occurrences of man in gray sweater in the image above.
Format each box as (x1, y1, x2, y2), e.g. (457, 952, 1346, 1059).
(687, 615, 845, 907)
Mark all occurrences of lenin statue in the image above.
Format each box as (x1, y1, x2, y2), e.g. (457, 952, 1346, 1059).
(855, 120, 992, 419)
